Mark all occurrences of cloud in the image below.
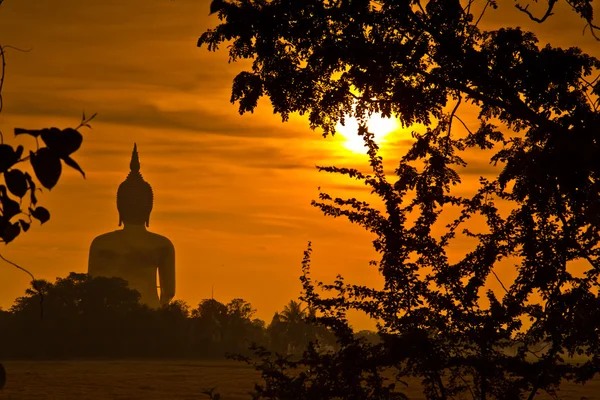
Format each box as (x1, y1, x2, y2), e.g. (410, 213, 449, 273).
(5, 90, 312, 139)
(155, 209, 309, 237)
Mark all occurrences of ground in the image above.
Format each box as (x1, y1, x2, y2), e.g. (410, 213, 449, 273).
(0, 360, 598, 399)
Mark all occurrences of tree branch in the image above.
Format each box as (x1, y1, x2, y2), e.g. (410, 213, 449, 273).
(0, 253, 44, 319)
(515, 0, 557, 23)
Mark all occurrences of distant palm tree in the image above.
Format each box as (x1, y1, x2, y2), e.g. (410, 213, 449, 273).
(279, 300, 312, 355)
(280, 300, 306, 325)
(269, 300, 336, 355)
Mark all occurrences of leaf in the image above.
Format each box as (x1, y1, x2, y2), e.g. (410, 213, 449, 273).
(0, 144, 19, 173)
(30, 148, 62, 190)
(0, 216, 6, 234)
(18, 219, 30, 232)
(209, 0, 226, 15)
(40, 128, 83, 158)
(14, 127, 43, 137)
(0, 186, 22, 220)
(14, 145, 23, 160)
(24, 173, 38, 205)
(30, 206, 50, 224)
(2, 222, 21, 244)
(5, 169, 28, 198)
(62, 155, 86, 179)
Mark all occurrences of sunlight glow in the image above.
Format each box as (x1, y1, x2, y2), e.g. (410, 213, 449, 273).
(335, 114, 399, 154)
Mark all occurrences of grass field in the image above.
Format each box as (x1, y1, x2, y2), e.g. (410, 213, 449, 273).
(0, 360, 599, 399)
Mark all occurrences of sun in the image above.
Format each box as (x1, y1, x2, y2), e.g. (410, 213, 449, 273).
(335, 113, 399, 153)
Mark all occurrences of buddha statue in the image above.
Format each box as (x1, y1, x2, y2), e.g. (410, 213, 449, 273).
(88, 144, 175, 308)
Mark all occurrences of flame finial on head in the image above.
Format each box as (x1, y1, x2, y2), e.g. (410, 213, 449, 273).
(130, 143, 141, 172)
(116, 143, 154, 227)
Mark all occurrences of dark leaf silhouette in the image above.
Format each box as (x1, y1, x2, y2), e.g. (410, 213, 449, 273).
(0, 217, 6, 239)
(209, 0, 226, 15)
(0, 186, 21, 220)
(13, 127, 42, 137)
(24, 173, 38, 206)
(13, 145, 23, 161)
(30, 148, 62, 190)
(18, 219, 30, 232)
(62, 155, 85, 178)
(5, 169, 28, 198)
(30, 206, 50, 224)
(40, 127, 83, 158)
(0, 144, 19, 173)
(2, 222, 20, 244)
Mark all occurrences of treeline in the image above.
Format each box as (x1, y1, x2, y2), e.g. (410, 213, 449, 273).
(0, 273, 364, 359)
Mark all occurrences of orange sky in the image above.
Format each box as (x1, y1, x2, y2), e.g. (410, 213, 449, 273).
(0, 0, 598, 330)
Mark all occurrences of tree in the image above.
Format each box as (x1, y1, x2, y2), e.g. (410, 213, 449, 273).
(2, 274, 275, 359)
(227, 298, 256, 320)
(277, 300, 309, 355)
(0, 0, 91, 383)
(267, 312, 288, 354)
(224, 298, 264, 353)
(200, 0, 600, 398)
(7, 273, 146, 358)
(190, 299, 230, 356)
(354, 330, 381, 346)
(153, 300, 192, 357)
(273, 300, 336, 355)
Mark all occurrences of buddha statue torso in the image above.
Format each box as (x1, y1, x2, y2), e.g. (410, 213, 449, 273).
(88, 144, 175, 308)
(89, 228, 174, 308)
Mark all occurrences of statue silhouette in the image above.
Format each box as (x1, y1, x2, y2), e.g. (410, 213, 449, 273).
(88, 144, 175, 308)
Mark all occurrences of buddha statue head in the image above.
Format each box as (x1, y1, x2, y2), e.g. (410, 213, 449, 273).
(116, 143, 153, 227)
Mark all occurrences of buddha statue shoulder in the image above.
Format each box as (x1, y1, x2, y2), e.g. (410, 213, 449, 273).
(88, 144, 175, 308)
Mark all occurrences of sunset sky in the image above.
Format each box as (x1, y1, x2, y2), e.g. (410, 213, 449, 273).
(0, 0, 598, 330)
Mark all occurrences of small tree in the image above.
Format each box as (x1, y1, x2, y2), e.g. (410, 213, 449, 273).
(200, 0, 600, 398)
(0, 0, 92, 383)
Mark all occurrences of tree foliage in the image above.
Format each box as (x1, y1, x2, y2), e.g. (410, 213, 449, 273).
(0, 273, 334, 360)
(0, 0, 92, 385)
(0, 1, 91, 248)
(0, 117, 93, 245)
(200, 0, 600, 398)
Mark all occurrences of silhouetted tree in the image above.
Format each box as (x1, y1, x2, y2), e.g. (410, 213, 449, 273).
(224, 298, 262, 353)
(0, 0, 92, 379)
(267, 312, 288, 354)
(201, 0, 600, 398)
(1, 273, 357, 364)
(264, 301, 337, 357)
(191, 299, 229, 354)
(152, 300, 192, 357)
(6, 273, 146, 358)
(248, 317, 268, 348)
(189, 298, 266, 357)
(3, 274, 273, 359)
(279, 300, 308, 355)
(354, 330, 380, 346)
